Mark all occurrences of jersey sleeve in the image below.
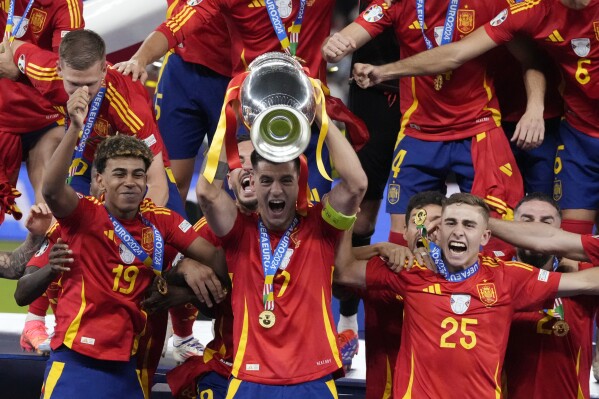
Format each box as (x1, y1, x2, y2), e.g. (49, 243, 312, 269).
(353, 0, 396, 39)
(104, 70, 164, 157)
(13, 43, 66, 104)
(365, 256, 406, 297)
(581, 235, 599, 265)
(503, 261, 561, 312)
(193, 216, 222, 247)
(157, 210, 200, 254)
(51, 0, 85, 51)
(155, 2, 221, 50)
(27, 222, 62, 268)
(483, 1, 547, 45)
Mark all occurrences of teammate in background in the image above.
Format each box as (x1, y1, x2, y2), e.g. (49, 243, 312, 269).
(334, 0, 402, 371)
(0, 0, 83, 222)
(503, 193, 599, 399)
(0, 30, 183, 213)
(349, 0, 599, 238)
(38, 81, 225, 396)
(115, 0, 371, 202)
(196, 105, 367, 396)
(0, 203, 53, 280)
(153, 0, 233, 361)
(322, 0, 535, 254)
(335, 192, 599, 398)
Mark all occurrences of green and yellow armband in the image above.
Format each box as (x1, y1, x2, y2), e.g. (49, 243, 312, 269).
(322, 199, 357, 231)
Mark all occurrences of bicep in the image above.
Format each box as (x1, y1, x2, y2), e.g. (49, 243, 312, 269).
(46, 186, 80, 219)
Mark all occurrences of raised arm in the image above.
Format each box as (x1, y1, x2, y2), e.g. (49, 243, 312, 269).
(558, 268, 599, 297)
(334, 230, 368, 289)
(321, 22, 373, 63)
(322, 112, 368, 218)
(196, 143, 239, 237)
(42, 87, 88, 218)
(145, 151, 169, 206)
(352, 26, 498, 88)
(488, 218, 589, 261)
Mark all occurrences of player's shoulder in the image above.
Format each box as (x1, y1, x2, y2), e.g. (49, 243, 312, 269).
(139, 198, 173, 217)
(105, 66, 147, 95)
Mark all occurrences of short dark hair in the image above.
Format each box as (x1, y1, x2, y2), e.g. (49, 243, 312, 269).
(250, 150, 300, 174)
(443, 193, 490, 223)
(515, 192, 562, 219)
(405, 191, 445, 225)
(93, 135, 153, 173)
(59, 30, 106, 70)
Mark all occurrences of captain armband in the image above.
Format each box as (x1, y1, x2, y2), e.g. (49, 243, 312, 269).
(321, 199, 357, 231)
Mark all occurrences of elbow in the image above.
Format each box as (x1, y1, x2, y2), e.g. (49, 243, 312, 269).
(13, 285, 29, 307)
(350, 171, 368, 202)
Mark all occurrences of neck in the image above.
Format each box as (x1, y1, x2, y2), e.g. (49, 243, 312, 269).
(444, 258, 478, 274)
(561, 0, 590, 9)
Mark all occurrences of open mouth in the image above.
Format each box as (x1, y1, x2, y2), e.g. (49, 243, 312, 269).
(241, 175, 252, 192)
(269, 200, 285, 213)
(448, 241, 467, 254)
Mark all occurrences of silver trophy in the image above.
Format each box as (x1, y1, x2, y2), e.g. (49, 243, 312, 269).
(240, 52, 315, 162)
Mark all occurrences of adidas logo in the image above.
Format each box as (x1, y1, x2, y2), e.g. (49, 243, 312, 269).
(546, 30, 564, 42)
(423, 284, 441, 295)
(248, 0, 265, 7)
(408, 20, 427, 29)
(499, 163, 513, 177)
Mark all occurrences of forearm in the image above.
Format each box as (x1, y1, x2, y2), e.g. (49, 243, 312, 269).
(0, 234, 45, 280)
(523, 67, 545, 115)
(41, 123, 79, 205)
(353, 243, 384, 261)
(14, 266, 57, 305)
(130, 31, 170, 68)
(489, 219, 588, 261)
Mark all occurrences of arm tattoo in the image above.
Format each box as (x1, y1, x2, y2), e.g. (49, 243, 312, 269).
(0, 234, 45, 280)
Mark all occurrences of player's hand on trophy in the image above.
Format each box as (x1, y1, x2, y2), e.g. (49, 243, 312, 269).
(322, 32, 356, 63)
(48, 238, 73, 274)
(0, 35, 20, 81)
(512, 108, 545, 150)
(66, 86, 89, 130)
(178, 258, 226, 307)
(113, 58, 148, 83)
(352, 63, 383, 89)
(25, 203, 54, 236)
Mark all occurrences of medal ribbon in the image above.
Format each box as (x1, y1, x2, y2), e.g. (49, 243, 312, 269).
(66, 85, 106, 183)
(429, 242, 479, 282)
(108, 213, 165, 275)
(416, 0, 460, 50)
(264, 0, 307, 56)
(258, 217, 298, 310)
(5, 0, 35, 41)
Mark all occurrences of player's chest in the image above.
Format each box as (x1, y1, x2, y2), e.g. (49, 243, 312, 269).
(398, 0, 504, 47)
(538, 13, 599, 62)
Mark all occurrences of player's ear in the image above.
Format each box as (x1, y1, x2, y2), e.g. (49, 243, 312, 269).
(480, 229, 491, 247)
(56, 60, 62, 77)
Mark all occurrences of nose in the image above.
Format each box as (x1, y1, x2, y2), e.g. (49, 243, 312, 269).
(270, 180, 283, 196)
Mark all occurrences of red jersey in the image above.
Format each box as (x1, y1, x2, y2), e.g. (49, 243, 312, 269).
(484, 0, 599, 136)
(156, 0, 334, 81)
(504, 263, 598, 399)
(355, 0, 508, 141)
(165, 0, 232, 77)
(13, 43, 169, 165)
(0, 0, 83, 134)
(366, 254, 561, 399)
(582, 234, 599, 264)
(53, 197, 198, 361)
(220, 204, 342, 384)
(362, 290, 404, 399)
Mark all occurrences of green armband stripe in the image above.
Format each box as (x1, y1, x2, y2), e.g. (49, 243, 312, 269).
(322, 200, 357, 231)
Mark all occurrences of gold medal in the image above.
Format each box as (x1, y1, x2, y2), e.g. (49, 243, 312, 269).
(552, 320, 569, 337)
(157, 275, 168, 296)
(434, 74, 444, 91)
(414, 209, 427, 225)
(258, 310, 276, 328)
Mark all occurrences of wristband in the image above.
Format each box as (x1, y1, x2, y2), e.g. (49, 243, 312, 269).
(214, 161, 229, 180)
(321, 199, 357, 231)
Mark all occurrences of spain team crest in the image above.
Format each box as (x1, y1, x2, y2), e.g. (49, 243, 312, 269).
(477, 283, 497, 307)
(387, 183, 400, 205)
(594, 22, 599, 41)
(29, 8, 47, 34)
(553, 179, 562, 201)
(142, 227, 154, 252)
(457, 10, 475, 34)
(93, 117, 111, 137)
